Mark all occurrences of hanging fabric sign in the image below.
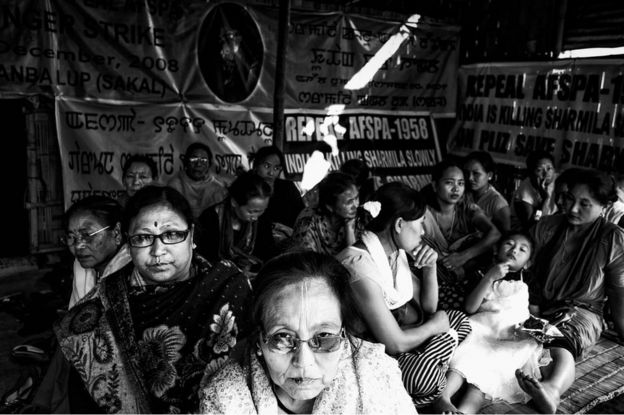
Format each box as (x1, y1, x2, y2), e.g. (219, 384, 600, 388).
(447, 60, 624, 170)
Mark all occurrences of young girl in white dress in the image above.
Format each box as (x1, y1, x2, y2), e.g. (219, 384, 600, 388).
(435, 232, 543, 414)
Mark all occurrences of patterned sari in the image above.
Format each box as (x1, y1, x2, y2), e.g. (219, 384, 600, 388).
(55, 253, 252, 413)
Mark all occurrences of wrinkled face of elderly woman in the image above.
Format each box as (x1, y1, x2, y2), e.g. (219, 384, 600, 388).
(123, 161, 154, 197)
(127, 203, 194, 284)
(66, 212, 121, 271)
(259, 278, 344, 404)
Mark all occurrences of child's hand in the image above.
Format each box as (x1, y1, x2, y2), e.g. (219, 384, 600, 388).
(411, 244, 438, 268)
(485, 261, 511, 281)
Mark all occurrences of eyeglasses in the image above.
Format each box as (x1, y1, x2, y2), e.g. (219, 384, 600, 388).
(261, 162, 282, 173)
(61, 226, 110, 246)
(261, 328, 345, 354)
(127, 230, 190, 248)
(188, 157, 210, 164)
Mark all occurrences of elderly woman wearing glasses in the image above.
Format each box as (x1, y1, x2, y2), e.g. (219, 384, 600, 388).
(200, 251, 415, 414)
(167, 142, 232, 218)
(61, 196, 131, 308)
(54, 186, 251, 413)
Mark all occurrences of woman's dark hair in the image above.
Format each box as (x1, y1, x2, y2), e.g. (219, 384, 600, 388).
(318, 172, 357, 214)
(526, 151, 555, 173)
(122, 185, 194, 233)
(555, 167, 583, 190)
(122, 154, 158, 179)
(464, 151, 496, 174)
(64, 196, 122, 230)
(431, 158, 464, 183)
(569, 169, 618, 206)
(366, 182, 426, 233)
(251, 250, 363, 347)
(184, 142, 213, 165)
(340, 159, 370, 187)
(252, 146, 285, 170)
(228, 171, 272, 206)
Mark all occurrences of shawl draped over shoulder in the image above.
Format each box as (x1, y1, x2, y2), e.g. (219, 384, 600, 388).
(199, 339, 417, 415)
(55, 253, 252, 413)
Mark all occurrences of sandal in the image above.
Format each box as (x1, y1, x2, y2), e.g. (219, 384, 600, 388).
(0, 369, 38, 413)
(11, 344, 49, 364)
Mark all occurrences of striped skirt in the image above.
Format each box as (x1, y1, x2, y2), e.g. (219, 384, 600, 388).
(397, 309, 471, 407)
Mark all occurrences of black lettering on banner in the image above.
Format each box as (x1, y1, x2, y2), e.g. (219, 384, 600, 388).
(212, 120, 274, 142)
(64, 109, 137, 132)
(513, 133, 556, 157)
(153, 116, 206, 134)
(465, 74, 526, 99)
(532, 74, 601, 103)
(70, 183, 126, 203)
(214, 154, 243, 175)
(310, 48, 354, 67)
(81, 20, 166, 47)
(284, 114, 431, 142)
(97, 73, 165, 97)
(477, 130, 510, 154)
(67, 143, 115, 174)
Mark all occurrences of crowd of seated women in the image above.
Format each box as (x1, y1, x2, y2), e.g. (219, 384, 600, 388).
(27, 144, 624, 414)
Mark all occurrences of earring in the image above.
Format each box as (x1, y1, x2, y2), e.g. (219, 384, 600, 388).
(255, 342, 263, 356)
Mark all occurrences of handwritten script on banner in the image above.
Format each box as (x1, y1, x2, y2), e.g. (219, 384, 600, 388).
(448, 60, 624, 171)
(0, 1, 459, 205)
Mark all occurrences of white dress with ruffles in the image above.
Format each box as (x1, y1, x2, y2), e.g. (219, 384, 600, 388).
(450, 278, 543, 403)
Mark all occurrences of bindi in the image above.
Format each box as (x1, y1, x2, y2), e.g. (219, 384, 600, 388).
(154, 221, 158, 227)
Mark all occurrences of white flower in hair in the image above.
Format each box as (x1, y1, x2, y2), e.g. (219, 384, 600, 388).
(362, 201, 381, 218)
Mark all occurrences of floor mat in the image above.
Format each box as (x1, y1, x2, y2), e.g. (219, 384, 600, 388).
(480, 331, 624, 414)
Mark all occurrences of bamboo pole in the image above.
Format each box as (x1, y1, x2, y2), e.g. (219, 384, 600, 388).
(272, 0, 290, 151)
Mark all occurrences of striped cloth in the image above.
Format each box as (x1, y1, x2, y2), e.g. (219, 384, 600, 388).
(396, 309, 471, 407)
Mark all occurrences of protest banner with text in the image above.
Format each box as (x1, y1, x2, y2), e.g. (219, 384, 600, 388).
(448, 60, 624, 171)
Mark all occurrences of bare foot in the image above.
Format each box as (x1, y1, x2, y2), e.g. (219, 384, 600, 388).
(515, 369, 559, 413)
(431, 397, 464, 414)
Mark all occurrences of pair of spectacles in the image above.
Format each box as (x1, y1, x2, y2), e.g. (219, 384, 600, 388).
(127, 230, 190, 248)
(261, 162, 282, 173)
(60, 226, 110, 246)
(261, 328, 345, 354)
(188, 157, 210, 164)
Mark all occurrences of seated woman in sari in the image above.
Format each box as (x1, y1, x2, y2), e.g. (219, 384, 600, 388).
(516, 169, 624, 413)
(197, 171, 275, 275)
(200, 251, 416, 414)
(422, 159, 501, 310)
(55, 186, 252, 413)
(61, 196, 131, 308)
(337, 183, 471, 408)
(290, 172, 365, 256)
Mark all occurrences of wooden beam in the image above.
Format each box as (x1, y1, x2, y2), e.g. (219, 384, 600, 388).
(272, 0, 291, 151)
